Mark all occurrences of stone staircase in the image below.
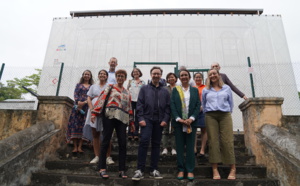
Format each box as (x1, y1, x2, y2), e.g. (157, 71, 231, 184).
(30, 134, 280, 185)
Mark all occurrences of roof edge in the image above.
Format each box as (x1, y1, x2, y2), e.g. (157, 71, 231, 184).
(70, 8, 264, 17)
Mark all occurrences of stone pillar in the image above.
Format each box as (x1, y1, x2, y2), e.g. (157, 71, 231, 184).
(238, 97, 284, 156)
(37, 96, 74, 129)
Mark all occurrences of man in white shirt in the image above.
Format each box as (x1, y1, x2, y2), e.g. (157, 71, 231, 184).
(107, 57, 118, 84)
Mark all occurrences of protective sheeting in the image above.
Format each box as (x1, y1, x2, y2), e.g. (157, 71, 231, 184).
(38, 13, 300, 130)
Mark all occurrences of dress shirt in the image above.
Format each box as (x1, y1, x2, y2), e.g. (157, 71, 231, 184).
(175, 86, 195, 121)
(202, 84, 233, 113)
(107, 70, 116, 84)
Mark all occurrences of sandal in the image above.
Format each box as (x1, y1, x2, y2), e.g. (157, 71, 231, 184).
(119, 171, 128, 179)
(213, 175, 221, 179)
(213, 169, 221, 180)
(99, 170, 109, 179)
(227, 169, 236, 180)
(199, 153, 205, 157)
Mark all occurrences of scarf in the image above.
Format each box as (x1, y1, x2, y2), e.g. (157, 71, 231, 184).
(175, 86, 192, 134)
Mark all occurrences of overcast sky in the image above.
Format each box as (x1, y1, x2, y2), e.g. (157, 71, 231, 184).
(0, 0, 299, 68)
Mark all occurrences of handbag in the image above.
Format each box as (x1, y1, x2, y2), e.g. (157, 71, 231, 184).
(101, 85, 113, 117)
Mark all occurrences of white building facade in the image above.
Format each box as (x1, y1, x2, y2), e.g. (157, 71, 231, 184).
(38, 9, 300, 130)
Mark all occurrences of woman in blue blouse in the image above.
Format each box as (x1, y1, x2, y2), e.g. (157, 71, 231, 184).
(202, 68, 236, 180)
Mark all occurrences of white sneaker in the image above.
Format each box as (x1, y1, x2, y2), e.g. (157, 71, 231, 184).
(171, 149, 177, 156)
(132, 170, 144, 181)
(90, 156, 99, 164)
(149, 169, 163, 179)
(162, 148, 168, 155)
(106, 157, 115, 165)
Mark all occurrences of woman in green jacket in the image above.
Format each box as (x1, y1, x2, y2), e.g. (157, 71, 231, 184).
(171, 69, 200, 181)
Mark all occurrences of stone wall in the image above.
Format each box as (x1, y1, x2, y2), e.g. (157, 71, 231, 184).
(37, 96, 74, 129)
(239, 97, 300, 186)
(0, 109, 37, 140)
(0, 96, 74, 186)
(0, 121, 63, 186)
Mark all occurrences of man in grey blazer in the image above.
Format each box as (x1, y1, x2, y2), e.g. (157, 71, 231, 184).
(211, 62, 248, 100)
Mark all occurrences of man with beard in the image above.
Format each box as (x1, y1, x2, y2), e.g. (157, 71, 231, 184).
(132, 66, 171, 181)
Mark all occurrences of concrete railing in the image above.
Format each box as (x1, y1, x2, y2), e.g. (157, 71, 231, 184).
(0, 121, 61, 185)
(239, 97, 300, 186)
(0, 96, 74, 186)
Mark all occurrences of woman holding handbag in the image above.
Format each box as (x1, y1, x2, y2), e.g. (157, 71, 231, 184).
(91, 69, 135, 179)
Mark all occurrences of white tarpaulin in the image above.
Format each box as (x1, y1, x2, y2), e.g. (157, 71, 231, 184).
(38, 13, 300, 130)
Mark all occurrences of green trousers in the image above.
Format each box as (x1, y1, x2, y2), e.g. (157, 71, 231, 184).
(174, 124, 196, 173)
(205, 111, 235, 164)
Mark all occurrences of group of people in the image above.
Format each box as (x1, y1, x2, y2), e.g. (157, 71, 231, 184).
(66, 57, 247, 181)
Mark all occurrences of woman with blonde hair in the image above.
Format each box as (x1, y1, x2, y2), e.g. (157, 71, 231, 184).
(202, 68, 236, 180)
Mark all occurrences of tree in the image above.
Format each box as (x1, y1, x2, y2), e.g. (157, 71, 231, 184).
(0, 82, 22, 101)
(0, 69, 41, 101)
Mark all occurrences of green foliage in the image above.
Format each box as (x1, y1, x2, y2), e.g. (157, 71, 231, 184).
(0, 69, 41, 101)
(0, 82, 22, 101)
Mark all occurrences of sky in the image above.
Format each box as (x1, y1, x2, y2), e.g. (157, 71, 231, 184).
(0, 0, 299, 67)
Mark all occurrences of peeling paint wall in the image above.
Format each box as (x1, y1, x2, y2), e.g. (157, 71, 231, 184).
(0, 110, 37, 140)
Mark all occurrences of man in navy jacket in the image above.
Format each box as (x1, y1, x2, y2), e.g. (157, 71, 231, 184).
(132, 66, 170, 181)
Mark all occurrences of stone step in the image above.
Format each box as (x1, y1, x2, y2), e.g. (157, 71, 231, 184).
(44, 161, 266, 179)
(58, 153, 255, 166)
(113, 146, 247, 155)
(31, 172, 279, 186)
(113, 133, 245, 147)
(61, 145, 249, 161)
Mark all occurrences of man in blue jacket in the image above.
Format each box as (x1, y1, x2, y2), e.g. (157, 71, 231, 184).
(132, 66, 171, 181)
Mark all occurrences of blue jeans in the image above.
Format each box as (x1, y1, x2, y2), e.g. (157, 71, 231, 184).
(137, 119, 163, 172)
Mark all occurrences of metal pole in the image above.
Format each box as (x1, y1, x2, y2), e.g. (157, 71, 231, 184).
(175, 62, 178, 75)
(247, 57, 255, 98)
(0, 63, 5, 81)
(56, 63, 64, 96)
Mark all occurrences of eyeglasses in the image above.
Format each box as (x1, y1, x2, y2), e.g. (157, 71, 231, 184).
(151, 73, 162, 76)
(117, 75, 125, 78)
